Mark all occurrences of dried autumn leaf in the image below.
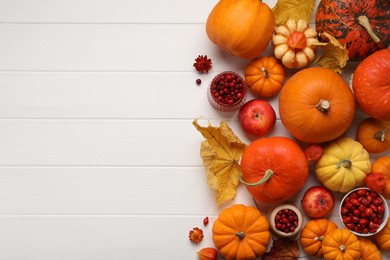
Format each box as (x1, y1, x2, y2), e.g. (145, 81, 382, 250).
(272, 0, 316, 26)
(193, 119, 246, 206)
(313, 32, 349, 73)
(262, 238, 300, 260)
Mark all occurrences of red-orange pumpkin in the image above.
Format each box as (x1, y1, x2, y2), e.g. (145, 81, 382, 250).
(356, 117, 390, 154)
(206, 0, 275, 59)
(316, 0, 390, 60)
(240, 136, 309, 204)
(279, 67, 355, 143)
(352, 48, 390, 121)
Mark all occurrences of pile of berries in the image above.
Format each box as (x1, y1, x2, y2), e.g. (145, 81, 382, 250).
(274, 208, 299, 234)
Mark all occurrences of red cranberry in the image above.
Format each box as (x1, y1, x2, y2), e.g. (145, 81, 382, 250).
(274, 209, 299, 234)
(196, 79, 201, 85)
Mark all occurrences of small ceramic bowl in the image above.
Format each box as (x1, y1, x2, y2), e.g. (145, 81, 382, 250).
(269, 204, 303, 238)
(339, 187, 389, 236)
(207, 71, 247, 112)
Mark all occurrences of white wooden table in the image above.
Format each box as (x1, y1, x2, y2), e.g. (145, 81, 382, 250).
(0, 0, 389, 259)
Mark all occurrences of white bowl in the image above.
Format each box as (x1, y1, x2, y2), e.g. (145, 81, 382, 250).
(339, 187, 389, 236)
(269, 204, 303, 238)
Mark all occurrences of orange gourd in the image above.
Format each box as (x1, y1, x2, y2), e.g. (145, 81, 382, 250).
(240, 136, 309, 204)
(245, 56, 285, 97)
(300, 219, 338, 258)
(352, 48, 390, 120)
(322, 229, 361, 260)
(357, 117, 390, 153)
(206, 0, 275, 59)
(357, 237, 382, 260)
(375, 217, 390, 251)
(212, 204, 270, 260)
(279, 67, 355, 143)
(371, 156, 390, 199)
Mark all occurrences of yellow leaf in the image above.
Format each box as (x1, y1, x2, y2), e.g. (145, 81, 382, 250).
(272, 0, 316, 26)
(313, 32, 349, 74)
(193, 119, 246, 206)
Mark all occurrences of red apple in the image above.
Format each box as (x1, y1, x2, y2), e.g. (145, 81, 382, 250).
(238, 99, 276, 137)
(301, 186, 335, 219)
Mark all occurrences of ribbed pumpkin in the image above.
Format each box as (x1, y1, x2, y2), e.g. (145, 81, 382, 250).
(206, 0, 275, 59)
(240, 136, 309, 204)
(300, 219, 338, 258)
(315, 136, 371, 193)
(356, 117, 390, 154)
(316, 0, 390, 60)
(352, 48, 390, 121)
(375, 217, 390, 251)
(244, 56, 285, 97)
(322, 229, 361, 260)
(357, 237, 382, 260)
(371, 156, 390, 199)
(212, 204, 270, 260)
(279, 67, 355, 143)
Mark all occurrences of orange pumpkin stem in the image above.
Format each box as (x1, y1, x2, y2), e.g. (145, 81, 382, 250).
(235, 231, 245, 240)
(374, 128, 387, 142)
(287, 31, 307, 50)
(358, 15, 380, 43)
(239, 169, 273, 187)
(261, 67, 269, 79)
(315, 99, 330, 113)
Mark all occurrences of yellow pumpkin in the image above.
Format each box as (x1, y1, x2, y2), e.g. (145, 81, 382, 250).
(300, 219, 338, 258)
(358, 237, 382, 260)
(212, 204, 270, 260)
(375, 217, 390, 251)
(206, 0, 275, 59)
(322, 229, 361, 260)
(315, 136, 371, 193)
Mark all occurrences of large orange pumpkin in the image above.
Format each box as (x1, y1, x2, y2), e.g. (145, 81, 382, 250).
(352, 48, 390, 120)
(240, 136, 309, 204)
(371, 156, 390, 200)
(279, 67, 355, 143)
(212, 204, 270, 260)
(206, 0, 275, 59)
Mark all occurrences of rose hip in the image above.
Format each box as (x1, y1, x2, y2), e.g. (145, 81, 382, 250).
(341, 188, 386, 234)
(274, 208, 299, 234)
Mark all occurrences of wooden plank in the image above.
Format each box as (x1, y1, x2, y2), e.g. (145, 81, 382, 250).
(0, 119, 293, 166)
(0, 0, 284, 24)
(0, 23, 262, 71)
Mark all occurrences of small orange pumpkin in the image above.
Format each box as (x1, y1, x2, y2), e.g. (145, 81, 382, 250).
(244, 56, 286, 97)
(375, 217, 390, 251)
(212, 204, 270, 259)
(300, 219, 338, 258)
(357, 237, 382, 259)
(356, 117, 390, 154)
(371, 156, 390, 199)
(206, 0, 275, 59)
(279, 67, 355, 143)
(322, 229, 361, 259)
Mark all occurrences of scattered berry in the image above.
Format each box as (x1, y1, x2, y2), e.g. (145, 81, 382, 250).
(196, 79, 202, 85)
(193, 55, 212, 73)
(203, 216, 209, 226)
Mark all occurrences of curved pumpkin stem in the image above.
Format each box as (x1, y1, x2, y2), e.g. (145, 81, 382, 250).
(336, 159, 352, 169)
(314, 236, 324, 241)
(316, 99, 330, 113)
(235, 231, 245, 240)
(374, 128, 387, 142)
(261, 67, 269, 79)
(358, 15, 380, 43)
(239, 169, 273, 187)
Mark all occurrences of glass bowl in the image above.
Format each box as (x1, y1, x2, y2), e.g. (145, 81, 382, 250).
(207, 71, 247, 112)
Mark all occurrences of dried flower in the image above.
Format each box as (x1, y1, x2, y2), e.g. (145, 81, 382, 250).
(193, 55, 212, 73)
(189, 227, 204, 243)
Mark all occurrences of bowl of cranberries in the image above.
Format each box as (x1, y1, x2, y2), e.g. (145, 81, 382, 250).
(269, 204, 303, 237)
(208, 71, 247, 112)
(339, 187, 389, 236)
